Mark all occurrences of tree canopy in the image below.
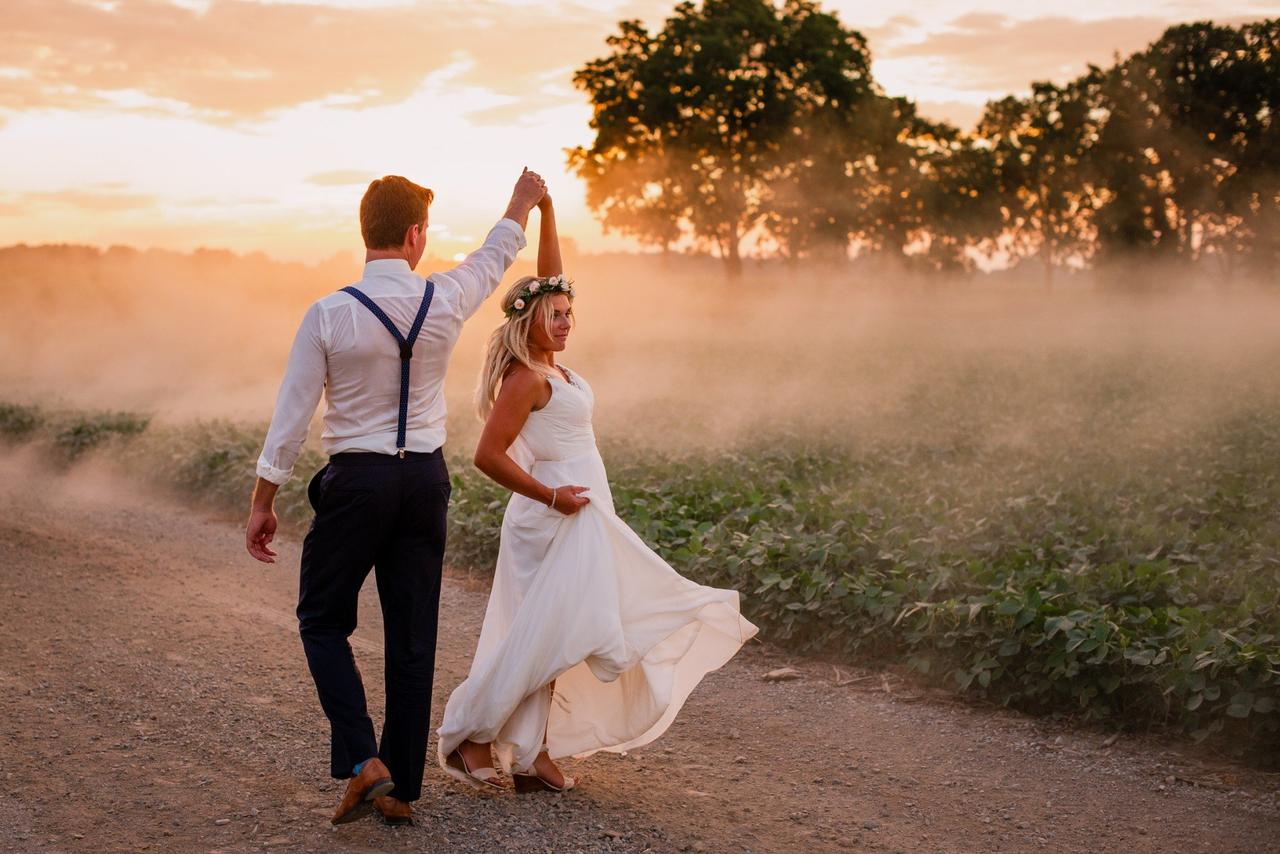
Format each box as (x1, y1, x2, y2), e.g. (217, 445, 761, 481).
(571, 3, 1279, 285)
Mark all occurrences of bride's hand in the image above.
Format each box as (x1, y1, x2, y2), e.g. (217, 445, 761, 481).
(510, 167, 546, 212)
(537, 192, 553, 212)
(551, 485, 590, 515)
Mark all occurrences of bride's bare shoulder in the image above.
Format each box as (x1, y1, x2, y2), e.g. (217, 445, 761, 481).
(499, 363, 552, 409)
(501, 362, 541, 385)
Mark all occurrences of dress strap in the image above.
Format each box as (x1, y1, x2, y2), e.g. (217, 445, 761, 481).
(340, 280, 435, 455)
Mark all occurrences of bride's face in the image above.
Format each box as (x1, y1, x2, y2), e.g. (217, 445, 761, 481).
(529, 293, 573, 353)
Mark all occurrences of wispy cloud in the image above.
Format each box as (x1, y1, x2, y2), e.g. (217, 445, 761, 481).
(884, 14, 1178, 90)
(0, 0, 615, 123)
(0, 188, 158, 214)
(305, 170, 377, 187)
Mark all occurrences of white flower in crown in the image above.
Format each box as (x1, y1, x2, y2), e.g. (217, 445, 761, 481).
(550, 275, 563, 286)
(529, 282, 541, 293)
(513, 298, 526, 310)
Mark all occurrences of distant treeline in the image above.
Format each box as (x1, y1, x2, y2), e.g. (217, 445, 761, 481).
(570, 1, 1279, 284)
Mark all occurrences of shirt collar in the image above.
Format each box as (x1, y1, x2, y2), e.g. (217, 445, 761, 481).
(363, 258, 412, 275)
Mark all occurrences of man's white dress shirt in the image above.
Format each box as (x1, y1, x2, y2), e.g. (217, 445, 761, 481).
(256, 218, 527, 485)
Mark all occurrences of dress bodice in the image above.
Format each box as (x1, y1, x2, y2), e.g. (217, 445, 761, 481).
(515, 366, 597, 463)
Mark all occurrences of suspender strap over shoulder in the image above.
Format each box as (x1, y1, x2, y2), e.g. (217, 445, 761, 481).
(340, 280, 436, 457)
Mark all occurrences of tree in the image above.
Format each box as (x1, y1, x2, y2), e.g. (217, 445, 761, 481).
(913, 131, 1004, 274)
(978, 76, 1103, 288)
(569, 0, 877, 276)
(1089, 20, 1280, 284)
(839, 97, 1001, 274)
(1178, 19, 1280, 285)
(565, 21, 686, 256)
(756, 2, 879, 264)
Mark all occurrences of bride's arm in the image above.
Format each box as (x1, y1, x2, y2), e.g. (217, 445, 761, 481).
(474, 367, 589, 514)
(536, 194, 563, 278)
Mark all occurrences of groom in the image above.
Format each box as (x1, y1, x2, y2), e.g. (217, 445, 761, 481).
(245, 169, 546, 824)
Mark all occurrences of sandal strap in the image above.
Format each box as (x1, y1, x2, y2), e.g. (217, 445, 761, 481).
(452, 749, 499, 781)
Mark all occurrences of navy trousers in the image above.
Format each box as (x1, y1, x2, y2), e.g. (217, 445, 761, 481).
(297, 449, 450, 802)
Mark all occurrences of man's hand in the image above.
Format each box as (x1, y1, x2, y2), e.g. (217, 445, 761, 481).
(246, 508, 279, 563)
(504, 167, 547, 229)
(246, 476, 281, 563)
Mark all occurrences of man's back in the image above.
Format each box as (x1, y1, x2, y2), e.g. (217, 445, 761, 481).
(256, 219, 526, 485)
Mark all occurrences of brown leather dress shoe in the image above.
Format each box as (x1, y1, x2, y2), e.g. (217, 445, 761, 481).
(330, 757, 395, 825)
(373, 795, 413, 826)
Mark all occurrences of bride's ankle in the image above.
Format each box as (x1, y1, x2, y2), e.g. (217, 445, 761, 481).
(532, 753, 562, 778)
(460, 739, 491, 756)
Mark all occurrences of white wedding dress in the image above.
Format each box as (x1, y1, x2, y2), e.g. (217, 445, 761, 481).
(436, 365, 758, 774)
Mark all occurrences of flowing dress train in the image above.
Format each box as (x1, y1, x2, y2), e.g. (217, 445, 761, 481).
(436, 366, 758, 773)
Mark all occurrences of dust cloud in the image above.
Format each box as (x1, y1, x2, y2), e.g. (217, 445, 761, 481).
(2, 243, 1278, 463)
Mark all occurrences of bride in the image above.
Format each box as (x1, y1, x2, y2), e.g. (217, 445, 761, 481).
(435, 191, 758, 792)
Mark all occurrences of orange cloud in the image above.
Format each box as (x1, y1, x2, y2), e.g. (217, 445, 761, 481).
(0, 189, 158, 213)
(883, 13, 1251, 90)
(305, 170, 378, 187)
(0, 0, 615, 123)
(463, 87, 581, 126)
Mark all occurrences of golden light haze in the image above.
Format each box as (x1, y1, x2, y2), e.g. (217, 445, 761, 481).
(0, 0, 1267, 260)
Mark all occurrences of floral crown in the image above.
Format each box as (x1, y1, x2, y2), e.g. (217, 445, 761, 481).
(505, 274, 575, 318)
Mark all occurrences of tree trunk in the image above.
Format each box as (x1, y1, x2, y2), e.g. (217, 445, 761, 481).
(1041, 241, 1055, 292)
(723, 228, 743, 279)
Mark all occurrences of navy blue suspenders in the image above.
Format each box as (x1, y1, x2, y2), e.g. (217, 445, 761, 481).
(340, 280, 436, 457)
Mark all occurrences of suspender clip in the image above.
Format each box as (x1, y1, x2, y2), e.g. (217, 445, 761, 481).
(398, 448, 406, 459)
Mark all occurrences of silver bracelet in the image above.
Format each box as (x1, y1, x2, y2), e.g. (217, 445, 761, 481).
(548, 487, 558, 509)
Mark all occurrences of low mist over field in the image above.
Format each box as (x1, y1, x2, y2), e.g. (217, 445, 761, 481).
(2, 243, 1278, 460)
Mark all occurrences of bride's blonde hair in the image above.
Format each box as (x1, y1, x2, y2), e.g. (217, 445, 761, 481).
(476, 276, 576, 420)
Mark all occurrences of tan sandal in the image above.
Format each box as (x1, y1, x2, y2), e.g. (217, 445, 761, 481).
(512, 767, 576, 793)
(443, 745, 506, 791)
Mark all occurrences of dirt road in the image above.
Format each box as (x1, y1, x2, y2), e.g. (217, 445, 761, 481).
(1, 455, 1276, 853)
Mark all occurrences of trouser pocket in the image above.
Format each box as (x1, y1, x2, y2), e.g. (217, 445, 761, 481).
(307, 463, 330, 512)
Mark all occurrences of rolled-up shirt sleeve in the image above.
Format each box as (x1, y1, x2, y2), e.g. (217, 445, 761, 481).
(256, 302, 327, 485)
(450, 218, 528, 319)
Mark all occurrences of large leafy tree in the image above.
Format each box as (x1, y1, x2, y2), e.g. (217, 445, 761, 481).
(844, 98, 1002, 273)
(569, 0, 877, 276)
(913, 130, 1004, 274)
(565, 21, 686, 256)
(978, 76, 1103, 287)
(1164, 19, 1280, 284)
(1089, 20, 1279, 283)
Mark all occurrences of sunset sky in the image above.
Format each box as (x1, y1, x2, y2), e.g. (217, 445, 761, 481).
(1, 0, 1271, 261)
